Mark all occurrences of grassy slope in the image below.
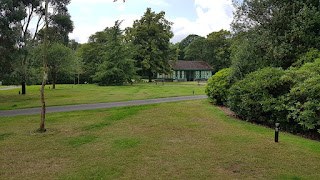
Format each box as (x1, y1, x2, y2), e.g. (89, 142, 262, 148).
(0, 84, 205, 110)
(0, 100, 319, 180)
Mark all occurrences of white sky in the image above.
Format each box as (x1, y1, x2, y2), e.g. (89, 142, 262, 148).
(67, 0, 235, 44)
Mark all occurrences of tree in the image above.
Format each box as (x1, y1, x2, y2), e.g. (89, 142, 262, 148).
(93, 21, 138, 85)
(126, 8, 174, 82)
(47, 43, 74, 89)
(184, 36, 206, 61)
(231, 0, 320, 80)
(177, 34, 200, 60)
(16, 0, 72, 94)
(40, 0, 49, 132)
(0, 0, 25, 81)
(77, 37, 108, 83)
(205, 30, 232, 71)
(168, 43, 179, 61)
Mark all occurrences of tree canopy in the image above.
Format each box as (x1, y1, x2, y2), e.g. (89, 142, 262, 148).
(126, 8, 174, 81)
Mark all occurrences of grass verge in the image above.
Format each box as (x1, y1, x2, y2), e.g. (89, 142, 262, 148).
(0, 84, 204, 110)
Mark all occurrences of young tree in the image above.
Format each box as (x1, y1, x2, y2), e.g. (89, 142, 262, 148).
(40, 0, 49, 132)
(126, 8, 173, 82)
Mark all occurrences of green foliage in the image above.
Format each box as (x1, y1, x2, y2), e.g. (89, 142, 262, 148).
(229, 67, 291, 127)
(33, 43, 74, 86)
(230, 33, 269, 81)
(205, 68, 232, 105)
(177, 34, 200, 60)
(182, 30, 232, 72)
(285, 59, 320, 133)
(126, 8, 173, 81)
(229, 59, 320, 134)
(205, 30, 232, 71)
(184, 36, 206, 61)
(0, 0, 26, 80)
(293, 48, 320, 67)
(77, 42, 105, 83)
(231, 0, 320, 80)
(92, 21, 138, 85)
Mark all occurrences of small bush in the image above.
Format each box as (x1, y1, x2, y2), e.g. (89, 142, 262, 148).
(205, 68, 232, 105)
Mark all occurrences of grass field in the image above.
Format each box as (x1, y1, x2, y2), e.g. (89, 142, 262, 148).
(0, 100, 319, 179)
(139, 81, 207, 86)
(0, 84, 205, 110)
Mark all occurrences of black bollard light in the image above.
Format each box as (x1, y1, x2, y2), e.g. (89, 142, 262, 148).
(275, 123, 280, 142)
(193, 90, 194, 95)
(19, 91, 20, 94)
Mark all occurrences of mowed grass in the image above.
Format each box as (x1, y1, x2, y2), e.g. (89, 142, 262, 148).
(0, 100, 319, 180)
(140, 81, 207, 86)
(0, 84, 205, 110)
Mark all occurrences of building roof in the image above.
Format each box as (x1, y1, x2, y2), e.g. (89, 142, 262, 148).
(169, 60, 214, 70)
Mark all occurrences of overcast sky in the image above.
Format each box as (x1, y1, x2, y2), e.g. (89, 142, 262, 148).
(67, 0, 235, 44)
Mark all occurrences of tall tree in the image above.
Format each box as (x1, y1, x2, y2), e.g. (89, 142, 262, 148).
(205, 30, 232, 71)
(126, 8, 174, 82)
(231, 0, 320, 80)
(0, 0, 25, 82)
(17, 0, 73, 94)
(92, 21, 138, 85)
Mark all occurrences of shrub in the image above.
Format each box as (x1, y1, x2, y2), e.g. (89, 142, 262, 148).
(205, 68, 232, 105)
(228, 67, 291, 127)
(285, 59, 320, 134)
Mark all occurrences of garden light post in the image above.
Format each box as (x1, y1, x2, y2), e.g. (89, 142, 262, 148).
(275, 123, 280, 142)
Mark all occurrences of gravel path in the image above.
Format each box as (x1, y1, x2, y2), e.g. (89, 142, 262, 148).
(0, 95, 207, 117)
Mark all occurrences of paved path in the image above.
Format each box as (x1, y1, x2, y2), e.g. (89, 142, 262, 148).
(0, 86, 19, 91)
(0, 95, 207, 117)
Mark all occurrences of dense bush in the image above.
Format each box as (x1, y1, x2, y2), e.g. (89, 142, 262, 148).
(228, 60, 320, 134)
(229, 67, 291, 127)
(205, 68, 232, 105)
(285, 59, 320, 134)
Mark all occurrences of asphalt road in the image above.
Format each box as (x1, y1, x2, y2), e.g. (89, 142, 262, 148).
(0, 95, 207, 117)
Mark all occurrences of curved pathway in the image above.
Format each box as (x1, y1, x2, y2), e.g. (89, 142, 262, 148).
(0, 95, 207, 117)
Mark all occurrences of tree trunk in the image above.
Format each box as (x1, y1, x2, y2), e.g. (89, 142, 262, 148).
(52, 70, 56, 89)
(40, 0, 49, 132)
(78, 73, 80, 85)
(148, 69, 153, 82)
(22, 81, 26, 94)
(40, 73, 47, 131)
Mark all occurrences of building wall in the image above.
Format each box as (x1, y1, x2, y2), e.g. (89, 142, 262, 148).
(157, 72, 173, 79)
(157, 70, 212, 81)
(195, 71, 212, 79)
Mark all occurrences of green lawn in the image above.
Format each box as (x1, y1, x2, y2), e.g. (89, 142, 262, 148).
(0, 84, 205, 110)
(0, 100, 319, 179)
(139, 81, 207, 86)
